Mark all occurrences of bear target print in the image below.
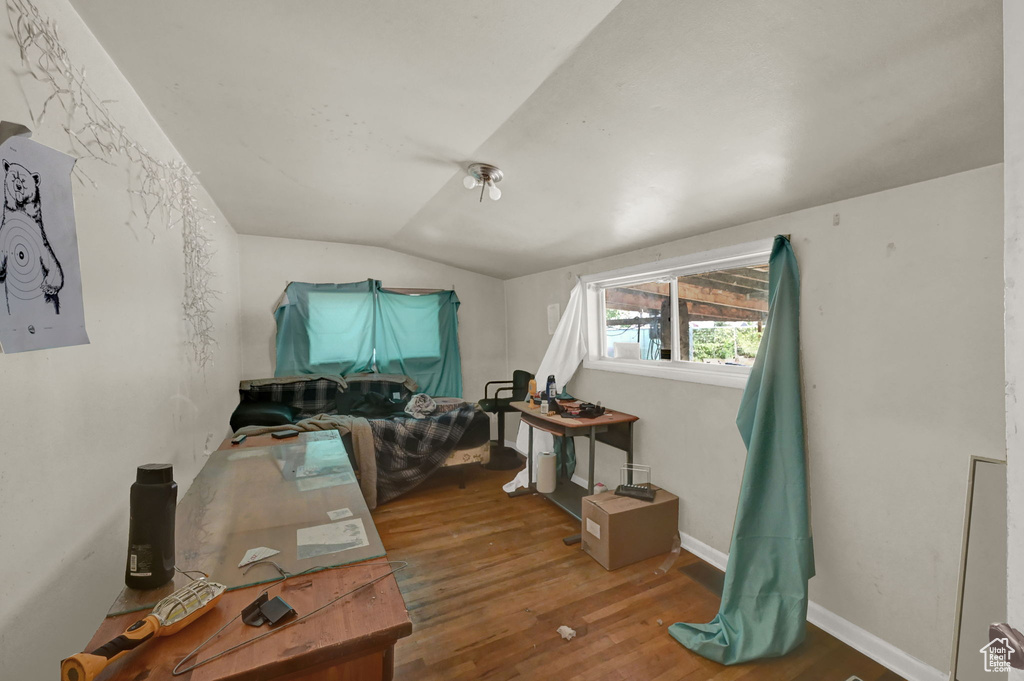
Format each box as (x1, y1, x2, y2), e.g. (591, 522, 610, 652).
(0, 159, 64, 314)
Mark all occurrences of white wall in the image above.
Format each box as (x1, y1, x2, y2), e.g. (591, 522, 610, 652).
(238, 235, 507, 403)
(505, 165, 1005, 673)
(0, 1, 242, 677)
(1004, 3, 1024, 679)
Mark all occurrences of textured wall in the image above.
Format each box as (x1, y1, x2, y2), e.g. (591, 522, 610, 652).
(0, 1, 242, 677)
(505, 165, 1004, 672)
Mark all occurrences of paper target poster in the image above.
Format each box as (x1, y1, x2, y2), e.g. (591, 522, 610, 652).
(0, 134, 88, 352)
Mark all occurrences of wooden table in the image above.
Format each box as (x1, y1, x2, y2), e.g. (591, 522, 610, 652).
(83, 431, 412, 681)
(508, 401, 639, 544)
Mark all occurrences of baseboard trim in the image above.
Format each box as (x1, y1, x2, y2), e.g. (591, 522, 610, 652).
(677, 531, 946, 681)
(805, 602, 946, 681)
(678, 530, 728, 571)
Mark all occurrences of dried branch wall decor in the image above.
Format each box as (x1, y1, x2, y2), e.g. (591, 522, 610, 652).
(6, 0, 217, 368)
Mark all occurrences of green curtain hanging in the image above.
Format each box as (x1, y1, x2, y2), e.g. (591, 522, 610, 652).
(375, 289, 463, 397)
(274, 280, 377, 377)
(274, 280, 463, 397)
(553, 436, 576, 481)
(669, 235, 814, 664)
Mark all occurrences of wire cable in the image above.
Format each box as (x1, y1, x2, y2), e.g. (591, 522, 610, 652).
(171, 559, 409, 676)
(174, 567, 209, 581)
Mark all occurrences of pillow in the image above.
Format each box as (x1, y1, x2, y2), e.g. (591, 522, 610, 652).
(229, 401, 297, 432)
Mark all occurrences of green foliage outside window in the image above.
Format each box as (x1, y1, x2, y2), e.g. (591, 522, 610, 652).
(691, 325, 762, 362)
(735, 327, 762, 358)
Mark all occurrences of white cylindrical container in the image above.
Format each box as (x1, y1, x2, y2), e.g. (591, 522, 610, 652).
(536, 451, 557, 494)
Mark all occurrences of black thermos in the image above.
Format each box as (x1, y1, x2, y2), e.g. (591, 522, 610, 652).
(125, 463, 177, 590)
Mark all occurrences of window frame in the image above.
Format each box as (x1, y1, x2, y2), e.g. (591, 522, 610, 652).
(580, 238, 774, 389)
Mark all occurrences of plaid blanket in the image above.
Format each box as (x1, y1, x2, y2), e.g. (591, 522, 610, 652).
(371, 405, 478, 504)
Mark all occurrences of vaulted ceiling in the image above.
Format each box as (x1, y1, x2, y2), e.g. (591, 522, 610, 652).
(69, 0, 1002, 279)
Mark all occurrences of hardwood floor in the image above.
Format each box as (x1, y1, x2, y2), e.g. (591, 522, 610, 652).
(372, 465, 904, 681)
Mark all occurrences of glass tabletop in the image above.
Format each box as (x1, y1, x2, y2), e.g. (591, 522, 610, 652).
(108, 431, 385, 616)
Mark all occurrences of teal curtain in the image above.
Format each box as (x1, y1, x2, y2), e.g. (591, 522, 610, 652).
(274, 280, 463, 397)
(375, 289, 462, 397)
(669, 235, 814, 664)
(553, 437, 576, 480)
(275, 280, 377, 377)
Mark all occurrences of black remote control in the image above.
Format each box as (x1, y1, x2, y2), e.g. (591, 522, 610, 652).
(614, 484, 657, 502)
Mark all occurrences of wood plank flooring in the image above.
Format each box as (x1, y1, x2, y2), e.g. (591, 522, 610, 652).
(372, 465, 904, 681)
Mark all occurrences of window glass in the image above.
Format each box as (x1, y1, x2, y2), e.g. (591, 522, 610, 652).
(583, 238, 774, 386)
(603, 280, 672, 361)
(678, 265, 768, 365)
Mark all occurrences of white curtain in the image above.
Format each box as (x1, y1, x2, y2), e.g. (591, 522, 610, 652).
(503, 279, 588, 492)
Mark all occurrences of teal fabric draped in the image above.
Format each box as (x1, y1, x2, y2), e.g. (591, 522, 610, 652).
(669, 235, 814, 664)
(275, 280, 377, 377)
(375, 289, 462, 397)
(274, 280, 463, 397)
(553, 436, 576, 480)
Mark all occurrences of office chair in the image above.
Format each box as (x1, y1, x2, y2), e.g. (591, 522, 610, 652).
(478, 369, 534, 470)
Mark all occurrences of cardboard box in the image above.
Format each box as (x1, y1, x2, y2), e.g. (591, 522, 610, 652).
(581, 487, 679, 571)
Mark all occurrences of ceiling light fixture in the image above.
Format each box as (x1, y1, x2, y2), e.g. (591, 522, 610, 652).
(463, 163, 503, 202)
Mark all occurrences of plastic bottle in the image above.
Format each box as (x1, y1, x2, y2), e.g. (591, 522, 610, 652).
(125, 463, 177, 590)
(543, 375, 556, 415)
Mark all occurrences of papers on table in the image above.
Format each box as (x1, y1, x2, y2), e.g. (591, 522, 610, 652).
(296, 519, 369, 560)
(238, 546, 280, 568)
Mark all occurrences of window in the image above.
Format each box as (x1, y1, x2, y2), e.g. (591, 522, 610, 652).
(583, 239, 773, 388)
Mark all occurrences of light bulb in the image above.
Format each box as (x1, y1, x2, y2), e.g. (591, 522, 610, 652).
(488, 180, 501, 201)
(463, 175, 479, 190)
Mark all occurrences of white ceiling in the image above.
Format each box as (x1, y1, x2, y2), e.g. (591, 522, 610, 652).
(69, 0, 1002, 279)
